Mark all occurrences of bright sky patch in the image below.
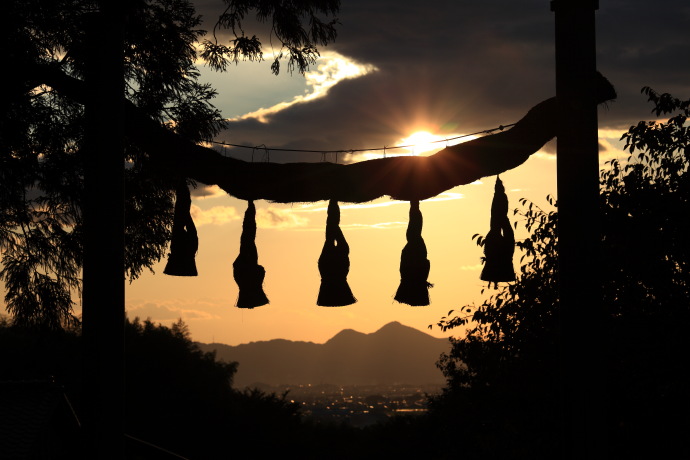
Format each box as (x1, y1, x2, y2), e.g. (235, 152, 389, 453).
(234, 52, 377, 122)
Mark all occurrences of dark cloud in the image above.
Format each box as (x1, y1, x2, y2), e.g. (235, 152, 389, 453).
(126, 301, 218, 322)
(193, 0, 690, 158)
(127, 302, 181, 321)
(190, 183, 224, 198)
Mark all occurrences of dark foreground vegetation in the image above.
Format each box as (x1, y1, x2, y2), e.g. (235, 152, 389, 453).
(427, 88, 689, 459)
(2, 89, 688, 459)
(0, 315, 444, 459)
(2, 0, 687, 456)
(0, 315, 438, 459)
(1, 317, 302, 459)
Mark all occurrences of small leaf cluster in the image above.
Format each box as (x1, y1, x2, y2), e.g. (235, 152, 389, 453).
(434, 196, 559, 392)
(2, 0, 233, 328)
(428, 88, 690, 456)
(201, 0, 340, 75)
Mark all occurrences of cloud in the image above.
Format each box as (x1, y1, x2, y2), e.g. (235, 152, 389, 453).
(599, 128, 628, 141)
(598, 138, 629, 163)
(234, 51, 377, 123)
(193, 0, 689, 167)
(341, 221, 408, 230)
(270, 192, 465, 230)
(126, 300, 219, 322)
(458, 264, 483, 271)
(256, 206, 310, 229)
(294, 192, 465, 213)
(190, 204, 241, 226)
(191, 184, 226, 199)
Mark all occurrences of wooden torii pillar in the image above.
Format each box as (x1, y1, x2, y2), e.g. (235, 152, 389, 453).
(82, 2, 125, 458)
(551, 0, 605, 457)
(74, 1, 607, 457)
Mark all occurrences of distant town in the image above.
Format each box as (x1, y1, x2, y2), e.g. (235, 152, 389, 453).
(248, 383, 444, 428)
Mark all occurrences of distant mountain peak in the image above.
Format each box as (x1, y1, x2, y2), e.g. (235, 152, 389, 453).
(198, 322, 450, 387)
(325, 328, 365, 344)
(375, 321, 406, 332)
(371, 321, 433, 339)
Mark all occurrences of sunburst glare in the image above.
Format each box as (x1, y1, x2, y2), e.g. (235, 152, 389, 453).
(397, 131, 450, 156)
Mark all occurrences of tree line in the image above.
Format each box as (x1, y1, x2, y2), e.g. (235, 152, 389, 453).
(2, 0, 688, 457)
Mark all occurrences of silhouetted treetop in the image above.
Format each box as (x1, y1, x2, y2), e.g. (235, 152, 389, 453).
(32, 63, 617, 203)
(2, 0, 617, 327)
(2, 0, 341, 328)
(202, 0, 340, 75)
(430, 87, 689, 458)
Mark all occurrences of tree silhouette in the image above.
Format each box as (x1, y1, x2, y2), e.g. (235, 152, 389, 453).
(430, 88, 690, 458)
(1, 0, 340, 327)
(2, 0, 617, 325)
(124, 317, 301, 459)
(0, 316, 309, 459)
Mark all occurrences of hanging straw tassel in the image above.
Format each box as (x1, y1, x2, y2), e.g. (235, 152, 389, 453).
(480, 176, 516, 287)
(233, 200, 269, 308)
(164, 183, 198, 276)
(394, 200, 432, 306)
(317, 199, 357, 307)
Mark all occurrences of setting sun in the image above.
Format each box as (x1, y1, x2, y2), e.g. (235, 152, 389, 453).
(398, 131, 449, 156)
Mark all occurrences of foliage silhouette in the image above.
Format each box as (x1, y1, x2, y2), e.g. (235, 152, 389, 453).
(0, 316, 307, 459)
(123, 317, 302, 459)
(4, 0, 622, 323)
(201, 0, 340, 75)
(1, 0, 340, 328)
(429, 88, 690, 458)
(1, 313, 466, 460)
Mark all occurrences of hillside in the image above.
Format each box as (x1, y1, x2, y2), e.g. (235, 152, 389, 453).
(198, 322, 450, 387)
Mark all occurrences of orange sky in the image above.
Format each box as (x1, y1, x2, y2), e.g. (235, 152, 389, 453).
(117, 52, 629, 345)
(0, 54, 629, 347)
(122, 135, 624, 346)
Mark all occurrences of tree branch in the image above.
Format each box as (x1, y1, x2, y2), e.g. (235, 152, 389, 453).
(36, 64, 616, 203)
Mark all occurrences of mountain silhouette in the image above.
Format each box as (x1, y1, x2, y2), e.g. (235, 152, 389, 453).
(198, 322, 449, 387)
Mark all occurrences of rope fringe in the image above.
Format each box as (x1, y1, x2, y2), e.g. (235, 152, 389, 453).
(233, 201, 269, 308)
(317, 199, 357, 307)
(163, 183, 198, 277)
(480, 177, 516, 287)
(394, 200, 432, 306)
